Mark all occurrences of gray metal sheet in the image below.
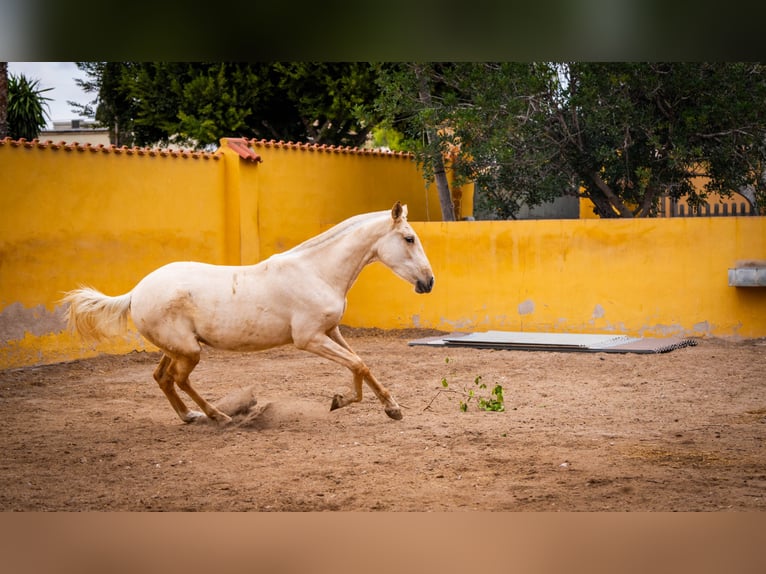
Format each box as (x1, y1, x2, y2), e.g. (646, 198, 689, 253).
(408, 330, 698, 354)
(443, 331, 633, 349)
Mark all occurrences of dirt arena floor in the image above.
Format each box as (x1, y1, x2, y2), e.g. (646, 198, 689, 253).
(1, 328, 765, 511)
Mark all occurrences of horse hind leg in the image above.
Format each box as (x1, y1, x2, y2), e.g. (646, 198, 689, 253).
(153, 354, 204, 423)
(172, 353, 233, 424)
(153, 352, 232, 424)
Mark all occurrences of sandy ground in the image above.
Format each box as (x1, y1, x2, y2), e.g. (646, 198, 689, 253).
(1, 328, 765, 511)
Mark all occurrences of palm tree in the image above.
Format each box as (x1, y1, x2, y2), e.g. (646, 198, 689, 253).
(7, 73, 52, 140)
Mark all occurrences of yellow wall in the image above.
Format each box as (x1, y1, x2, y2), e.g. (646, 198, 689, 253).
(244, 140, 469, 261)
(0, 138, 470, 368)
(344, 217, 766, 339)
(0, 141, 228, 366)
(1, 137, 764, 369)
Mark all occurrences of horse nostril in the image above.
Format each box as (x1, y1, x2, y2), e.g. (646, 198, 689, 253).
(416, 276, 434, 294)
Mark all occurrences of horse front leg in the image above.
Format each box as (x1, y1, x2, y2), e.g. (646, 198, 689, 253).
(326, 327, 401, 418)
(300, 330, 402, 420)
(330, 369, 363, 411)
(358, 365, 402, 420)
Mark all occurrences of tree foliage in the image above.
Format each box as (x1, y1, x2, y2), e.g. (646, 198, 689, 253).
(562, 62, 766, 217)
(70, 62, 766, 218)
(376, 62, 766, 218)
(374, 62, 575, 219)
(71, 62, 139, 147)
(6, 72, 52, 141)
(72, 62, 382, 149)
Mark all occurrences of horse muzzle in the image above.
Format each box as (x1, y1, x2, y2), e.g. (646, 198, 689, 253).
(415, 275, 435, 294)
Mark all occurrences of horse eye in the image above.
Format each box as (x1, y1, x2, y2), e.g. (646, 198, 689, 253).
(404, 235, 415, 244)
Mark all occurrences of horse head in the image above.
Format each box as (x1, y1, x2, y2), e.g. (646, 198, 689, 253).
(375, 202, 435, 294)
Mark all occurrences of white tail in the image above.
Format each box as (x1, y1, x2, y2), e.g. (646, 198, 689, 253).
(61, 287, 132, 342)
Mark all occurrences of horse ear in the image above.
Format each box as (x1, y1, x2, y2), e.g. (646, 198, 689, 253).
(391, 201, 403, 221)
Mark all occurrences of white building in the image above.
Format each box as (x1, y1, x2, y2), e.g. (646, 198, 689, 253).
(40, 119, 110, 146)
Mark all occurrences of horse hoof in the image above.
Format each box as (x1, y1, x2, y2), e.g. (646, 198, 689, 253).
(385, 407, 403, 420)
(182, 410, 206, 423)
(330, 394, 343, 411)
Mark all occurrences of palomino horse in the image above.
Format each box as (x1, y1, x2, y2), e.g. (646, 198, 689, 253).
(62, 202, 434, 424)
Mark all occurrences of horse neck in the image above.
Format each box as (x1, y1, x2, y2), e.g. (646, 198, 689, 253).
(288, 213, 389, 295)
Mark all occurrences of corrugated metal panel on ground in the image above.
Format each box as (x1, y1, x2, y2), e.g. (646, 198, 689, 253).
(408, 330, 698, 354)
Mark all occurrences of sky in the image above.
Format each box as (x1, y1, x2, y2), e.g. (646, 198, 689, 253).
(7, 62, 91, 127)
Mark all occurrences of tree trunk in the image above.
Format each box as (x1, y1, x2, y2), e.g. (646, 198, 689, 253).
(414, 65, 456, 221)
(636, 184, 661, 217)
(584, 189, 619, 218)
(0, 62, 8, 139)
(588, 170, 634, 217)
(430, 151, 456, 221)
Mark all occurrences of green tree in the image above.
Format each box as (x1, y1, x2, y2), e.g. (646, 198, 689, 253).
(375, 62, 568, 220)
(373, 63, 455, 220)
(271, 62, 383, 145)
(376, 62, 766, 218)
(73, 62, 175, 147)
(72, 62, 382, 149)
(560, 62, 766, 217)
(6, 73, 52, 141)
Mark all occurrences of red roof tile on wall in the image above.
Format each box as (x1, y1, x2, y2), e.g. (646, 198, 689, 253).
(2, 136, 412, 160)
(219, 137, 262, 162)
(0, 137, 220, 160)
(249, 138, 413, 159)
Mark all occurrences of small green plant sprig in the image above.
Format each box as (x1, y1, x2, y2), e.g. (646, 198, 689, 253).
(425, 358, 505, 413)
(470, 375, 505, 412)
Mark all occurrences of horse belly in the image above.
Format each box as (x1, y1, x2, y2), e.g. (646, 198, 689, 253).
(194, 304, 293, 351)
(130, 262, 294, 352)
